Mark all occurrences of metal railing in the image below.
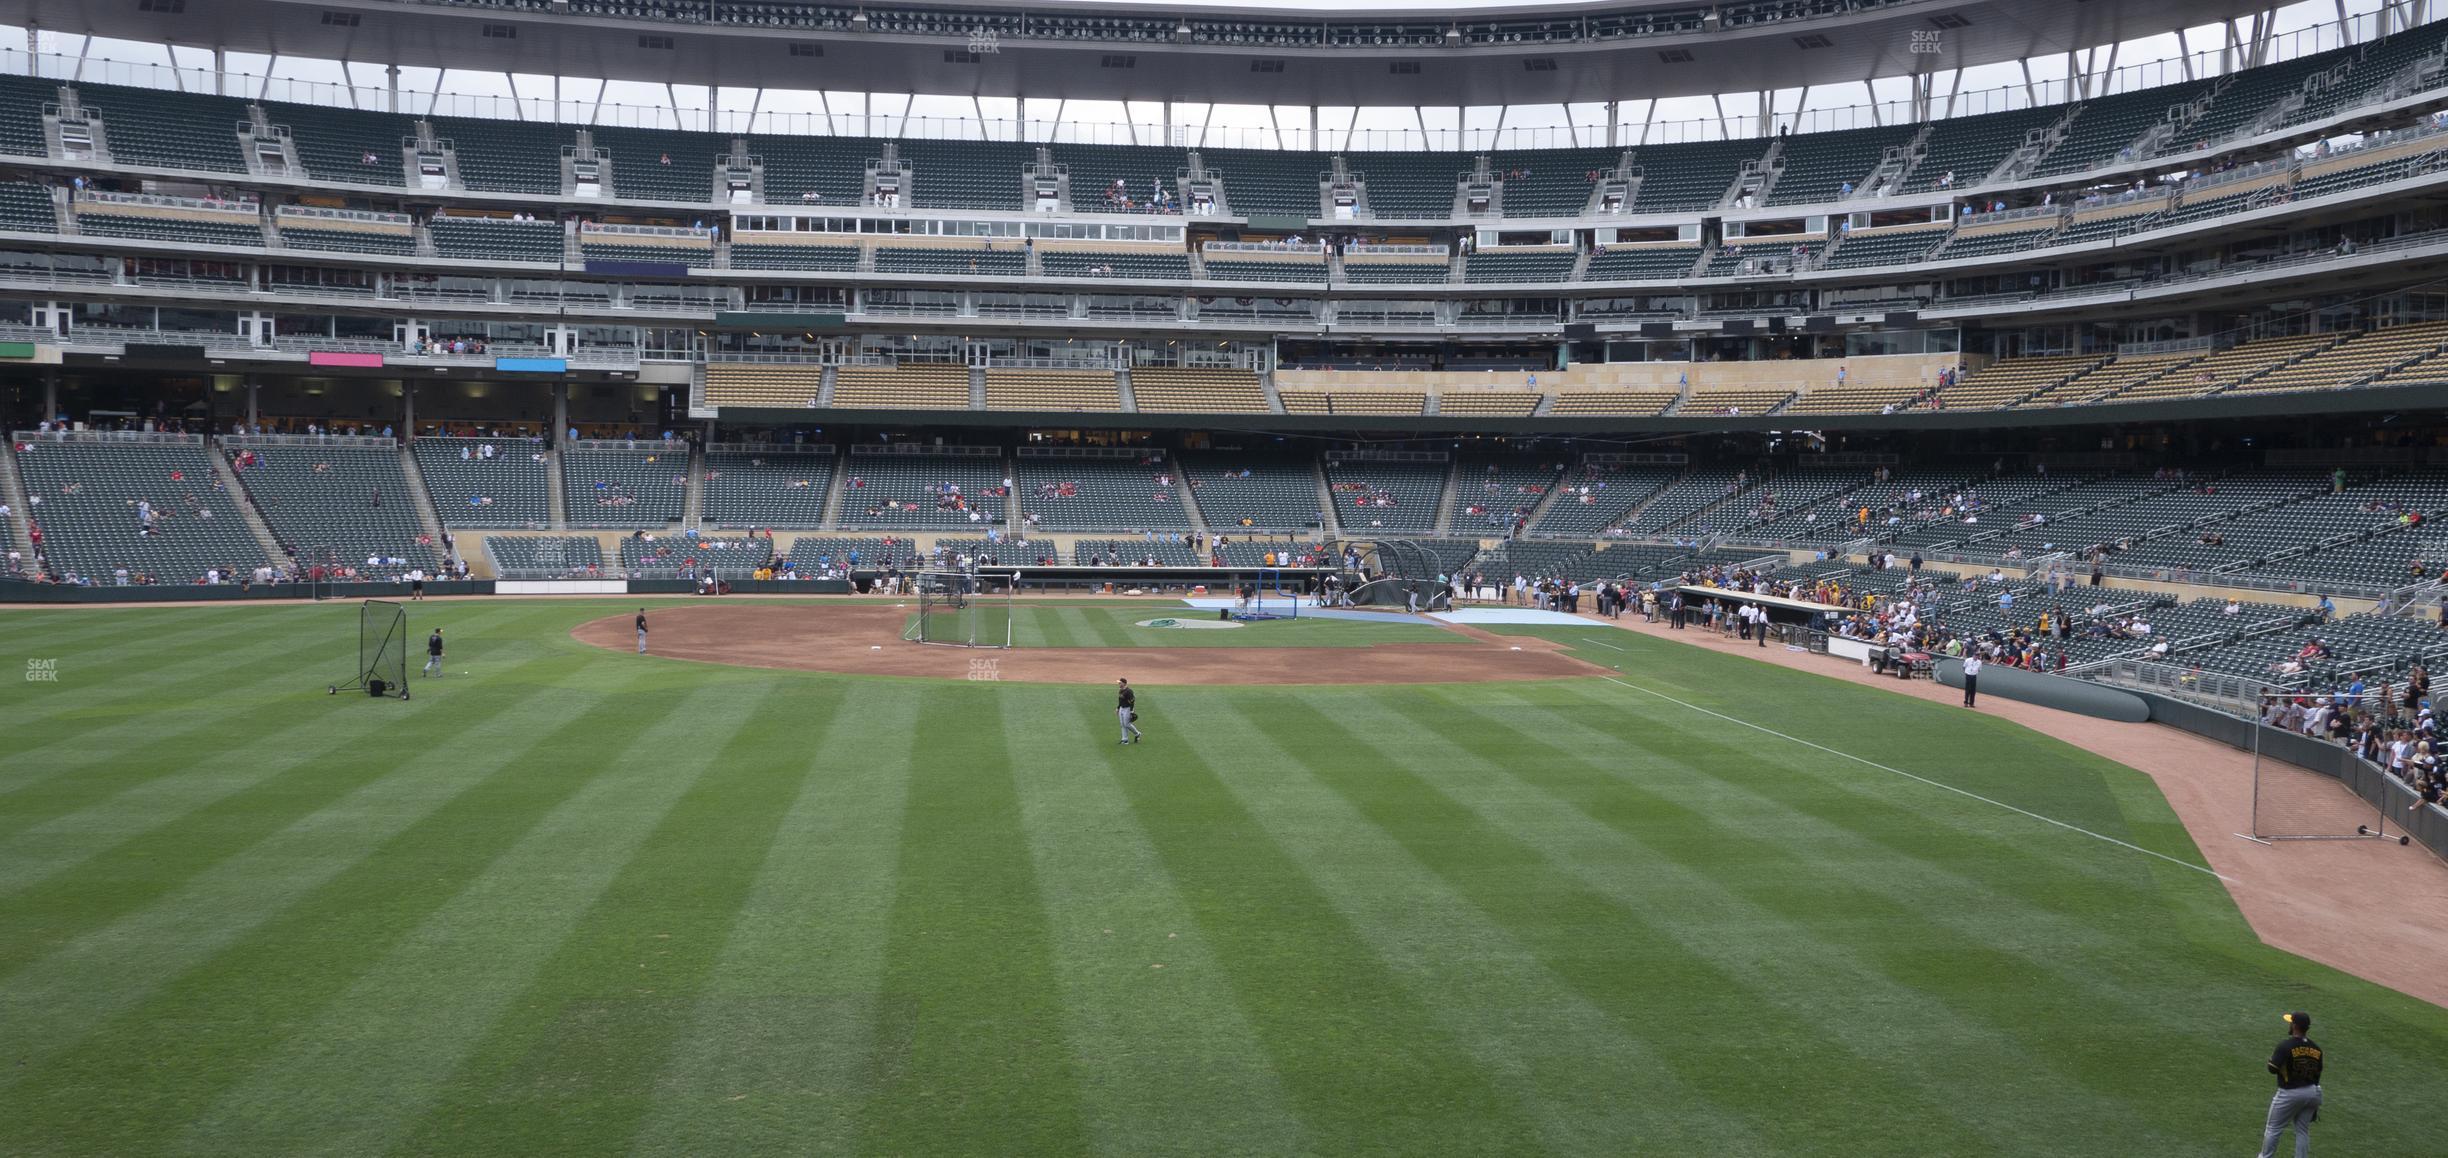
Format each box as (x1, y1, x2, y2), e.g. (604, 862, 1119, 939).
(10, 428, 203, 445)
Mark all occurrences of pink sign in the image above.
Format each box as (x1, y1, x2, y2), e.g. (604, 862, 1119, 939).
(308, 351, 386, 368)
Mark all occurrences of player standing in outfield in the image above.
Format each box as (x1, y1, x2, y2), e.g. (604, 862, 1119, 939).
(2257, 1011, 2323, 1158)
(635, 608, 649, 654)
(423, 627, 445, 677)
(1117, 678, 1144, 745)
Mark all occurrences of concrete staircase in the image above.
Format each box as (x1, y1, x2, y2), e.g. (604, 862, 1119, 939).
(205, 442, 290, 564)
(0, 437, 38, 569)
(544, 450, 568, 530)
(1311, 459, 1341, 537)
(396, 443, 452, 566)
(818, 455, 851, 530)
(681, 441, 707, 526)
(1431, 458, 1460, 535)
(1171, 455, 1210, 533)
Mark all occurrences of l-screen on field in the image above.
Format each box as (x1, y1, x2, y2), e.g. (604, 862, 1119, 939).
(5, 597, 2446, 1157)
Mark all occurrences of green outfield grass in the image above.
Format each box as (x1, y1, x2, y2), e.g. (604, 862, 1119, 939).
(2, 599, 2443, 1156)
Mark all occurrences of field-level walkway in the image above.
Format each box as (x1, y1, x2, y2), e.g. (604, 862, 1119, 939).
(1567, 606, 2448, 1010)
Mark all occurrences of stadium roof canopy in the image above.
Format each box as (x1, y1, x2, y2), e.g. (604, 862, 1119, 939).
(0, 0, 2276, 106)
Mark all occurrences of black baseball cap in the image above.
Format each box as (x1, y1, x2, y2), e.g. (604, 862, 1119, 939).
(2283, 1011, 2311, 1032)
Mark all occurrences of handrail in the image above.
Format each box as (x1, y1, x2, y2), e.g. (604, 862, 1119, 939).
(75, 189, 258, 214)
(10, 428, 204, 445)
(275, 204, 412, 226)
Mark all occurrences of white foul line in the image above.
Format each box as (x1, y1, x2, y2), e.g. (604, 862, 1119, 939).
(1588, 668, 2230, 882)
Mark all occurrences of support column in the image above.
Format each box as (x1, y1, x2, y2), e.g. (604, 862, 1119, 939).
(43, 370, 59, 424)
(552, 381, 570, 445)
(245, 380, 259, 432)
(399, 382, 412, 440)
(1606, 100, 1619, 149)
(388, 63, 399, 113)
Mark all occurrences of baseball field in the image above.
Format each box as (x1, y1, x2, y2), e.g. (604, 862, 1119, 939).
(4, 596, 2445, 1156)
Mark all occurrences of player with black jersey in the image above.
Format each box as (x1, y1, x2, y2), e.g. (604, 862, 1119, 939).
(635, 609, 649, 655)
(423, 627, 445, 677)
(1117, 678, 1143, 745)
(2257, 1010, 2323, 1158)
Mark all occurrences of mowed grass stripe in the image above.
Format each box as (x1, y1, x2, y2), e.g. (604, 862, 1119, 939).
(854, 685, 1091, 1155)
(386, 680, 828, 1155)
(626, 682, 924, 1157)
(0, 610, 368, 779)
(0, 599, 550, 837)
(0, 601, 524, 745)
(1365, 688, 2209, 1151)
(1025, 604, 1084, 649)
(1552, 628, 2179, 850)
(1012, 687, 1303, 1156)
(1507, 681, 2448, 1142)
(0, 640, 577, 975)
(1142, 696, 1571, 1155)
(173, 678, 776, 1157)
(0, 661, 672, 1151)
(1527, 678, 2192, 928)
(1233, 691, 2000, 1156)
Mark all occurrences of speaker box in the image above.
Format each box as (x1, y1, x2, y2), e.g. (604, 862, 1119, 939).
(1641, 322, 1675, 338)
(1564, 322, 1598, 341)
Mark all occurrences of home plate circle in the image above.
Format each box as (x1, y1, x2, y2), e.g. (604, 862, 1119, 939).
(1136, 617, 1244, 630)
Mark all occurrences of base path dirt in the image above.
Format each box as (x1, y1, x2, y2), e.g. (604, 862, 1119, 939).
(573, 603, 1607, 686)
(1576, 608, 2448, 1010)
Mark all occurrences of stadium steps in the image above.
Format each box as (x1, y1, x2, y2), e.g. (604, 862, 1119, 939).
(1257, 371, 1286, 414)
(1115, 367, 1139, 412)
(205, 445, 290, 563)
(818, 462, 850, 530)
(1592, 466, 1693, 538)
(395, 445, 452, 567)
(1171, 458, 1212, 532)
(682, 441, 707, 527)
(1311, 459, 1342, 538)
(1512, 470, 1582, 533)
(1655, 470, 1769, 535)
(1432, 458, 1461, 535)
(544, 448, 568, 530)
(0, 438, 35, 565)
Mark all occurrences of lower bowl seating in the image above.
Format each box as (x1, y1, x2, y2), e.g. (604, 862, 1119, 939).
(11, 438, 273, 583)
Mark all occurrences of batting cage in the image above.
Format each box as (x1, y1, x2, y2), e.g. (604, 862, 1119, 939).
(331, 599, 411, 699)
(2240, 690, 2396, 844)
(907, 569, 1014, 648)
(1344, 539, 1452, 613)
(1230, 568, 1300, 621)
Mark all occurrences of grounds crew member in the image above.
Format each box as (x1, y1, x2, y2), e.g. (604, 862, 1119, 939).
(2257, 1010, 2322, 1158)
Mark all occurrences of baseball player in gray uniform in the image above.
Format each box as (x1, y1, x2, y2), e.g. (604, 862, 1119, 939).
(2258, 1010, 2323, 1158)
(1117, 678, 1144, 745)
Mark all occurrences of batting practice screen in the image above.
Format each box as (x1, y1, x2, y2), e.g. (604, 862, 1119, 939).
(910, 570, 1014, 648)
